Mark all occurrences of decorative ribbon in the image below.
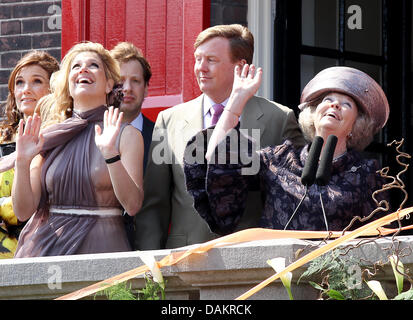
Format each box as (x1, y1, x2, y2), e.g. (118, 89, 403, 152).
(56, 207, 413, 300)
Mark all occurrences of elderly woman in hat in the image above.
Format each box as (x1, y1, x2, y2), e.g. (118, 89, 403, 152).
(184, 64, 390, 235)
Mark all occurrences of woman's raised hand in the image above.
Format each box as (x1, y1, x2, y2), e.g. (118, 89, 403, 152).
(234, 64, 262, 92)
(16, 114, 44, 164)
(227, 64, 263, 116)
(205, 64, 262, 161)
(94, 106, 123, 159)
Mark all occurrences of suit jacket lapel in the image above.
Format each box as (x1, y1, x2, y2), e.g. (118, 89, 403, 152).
(141, 115, 155, 172)
(142, 115, 154, 146)
(170, 95, 205, 167)
(240, 96, 266, 139)
(178, 94, 266, 140)
(180, 94, 204, 135)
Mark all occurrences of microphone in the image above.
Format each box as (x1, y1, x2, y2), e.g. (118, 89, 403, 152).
(285, 136, 324, 230)
(301, 136, 324, 186)
(315, 135, 338, 186)
(285, 135, 336, 231)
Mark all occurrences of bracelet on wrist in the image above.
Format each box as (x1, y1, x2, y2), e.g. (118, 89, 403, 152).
(224, 108, 241, 118)
(105, 154, 121, 164)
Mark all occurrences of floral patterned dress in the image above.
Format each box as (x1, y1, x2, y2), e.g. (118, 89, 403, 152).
(184, 127, 388, 235)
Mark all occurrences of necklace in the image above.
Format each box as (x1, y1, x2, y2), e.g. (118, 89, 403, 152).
(333, 151, 347, 161)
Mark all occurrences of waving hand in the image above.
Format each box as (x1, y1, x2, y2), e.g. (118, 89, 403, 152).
(16, 114, 44, 164)
(94, 106, 124, 159)
(226, 64, 263, 116)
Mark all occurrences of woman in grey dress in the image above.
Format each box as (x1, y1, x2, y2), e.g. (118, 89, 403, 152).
(12, 42, 144, 257)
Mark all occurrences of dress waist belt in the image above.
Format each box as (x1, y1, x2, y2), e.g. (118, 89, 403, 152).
(49, 207, 122, 216)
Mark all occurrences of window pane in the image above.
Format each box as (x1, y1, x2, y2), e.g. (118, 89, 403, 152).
(344, 0, 382, 56)
(302, 0, 338, 49)
(300, 55, 338, 91)
(211, 0, 248, 26)
(345, 61, 383, 160)
(411, 3, 413, 111)
(345, 60, 382, 85)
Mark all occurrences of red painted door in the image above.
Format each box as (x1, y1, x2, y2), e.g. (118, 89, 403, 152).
(61, 0, 210, 122)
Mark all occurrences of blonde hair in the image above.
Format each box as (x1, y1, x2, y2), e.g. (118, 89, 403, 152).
(41, 41, 120, 127)
(298, 93, 376, 151)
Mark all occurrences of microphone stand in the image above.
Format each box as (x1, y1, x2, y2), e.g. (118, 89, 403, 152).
(283, 135, 337, 232)
(318, 186, 329, 232)
(315, 134, 337, 232)
(283, 186, 308, 230)
(284, 185, 330, 232)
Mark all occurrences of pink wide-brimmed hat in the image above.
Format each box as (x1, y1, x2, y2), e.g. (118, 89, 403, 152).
(300, 66, 390, 132)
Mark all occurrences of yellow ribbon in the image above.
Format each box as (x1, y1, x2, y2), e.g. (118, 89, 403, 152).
(236, 207, 413, 300)
(56, 207, 413, 300)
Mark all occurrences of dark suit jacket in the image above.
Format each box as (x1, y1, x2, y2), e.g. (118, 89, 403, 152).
(135, 94, 305, 250)
(123, 113, 154, 249)
(141, 114, 155, 173)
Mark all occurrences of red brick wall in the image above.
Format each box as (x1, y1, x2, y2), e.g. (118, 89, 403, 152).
(0, 0, 247, 106)
(0, 0, 62, 105)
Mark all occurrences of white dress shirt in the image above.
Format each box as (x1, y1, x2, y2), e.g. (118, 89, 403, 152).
(130, 112, 143, 132)
(202, 95, 229, 129)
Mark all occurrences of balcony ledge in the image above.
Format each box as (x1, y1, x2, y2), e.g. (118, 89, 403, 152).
(1, 236, 412, 300)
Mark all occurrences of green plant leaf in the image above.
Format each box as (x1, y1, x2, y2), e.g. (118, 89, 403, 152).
(366, 280, 388, 300)
(139, 252, 165, 289)
(298, 250, 341, 284)
(267, 257, 294, 300)
(309, 281, 325, 291)
(327, 289, 346, 300)
(103, 282, 137, 300)
(394, 289, 413, 300)
(136, 274, 166, 300)
(389, 255, 404, 295)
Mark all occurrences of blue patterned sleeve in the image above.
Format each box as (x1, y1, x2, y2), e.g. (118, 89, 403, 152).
(184, 126, 261, 235)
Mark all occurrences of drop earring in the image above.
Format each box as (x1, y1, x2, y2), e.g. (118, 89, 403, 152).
(65, 107, 72, 117)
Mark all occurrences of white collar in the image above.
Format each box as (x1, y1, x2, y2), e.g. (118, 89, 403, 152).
(130, 113, 143, 131)
(203, 94, 229, 116)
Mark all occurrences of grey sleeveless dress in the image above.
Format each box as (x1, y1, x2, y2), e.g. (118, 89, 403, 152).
(14, 106, 131, 257)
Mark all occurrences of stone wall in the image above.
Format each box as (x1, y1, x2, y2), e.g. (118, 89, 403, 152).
(1, 236, 411, 300)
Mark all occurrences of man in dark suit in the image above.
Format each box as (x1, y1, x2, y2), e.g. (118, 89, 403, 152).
(110, 42, 154, 172)
(135, 24, 305, 250)
(110, 42, 154, 248)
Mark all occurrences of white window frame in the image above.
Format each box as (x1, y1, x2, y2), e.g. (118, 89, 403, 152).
(247, 0, 276, 100)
